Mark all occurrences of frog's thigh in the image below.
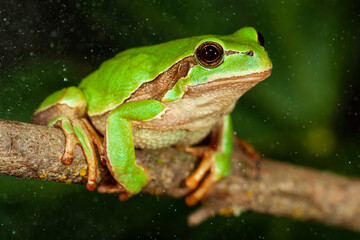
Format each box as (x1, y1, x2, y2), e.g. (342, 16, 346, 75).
(105, 100, 164, 194)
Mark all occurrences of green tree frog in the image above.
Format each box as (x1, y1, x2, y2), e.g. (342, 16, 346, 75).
(32, 27, 272, 205)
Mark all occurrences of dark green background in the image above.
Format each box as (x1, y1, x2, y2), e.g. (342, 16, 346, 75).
(1, 0, 359, 239)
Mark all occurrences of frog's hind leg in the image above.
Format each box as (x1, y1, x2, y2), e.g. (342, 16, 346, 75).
(183, 115, 233, 206)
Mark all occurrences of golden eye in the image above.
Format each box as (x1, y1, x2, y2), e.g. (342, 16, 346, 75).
(195, 41, 224, 69)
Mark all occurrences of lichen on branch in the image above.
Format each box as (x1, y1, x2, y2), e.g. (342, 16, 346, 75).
(0, 119, 359, 230)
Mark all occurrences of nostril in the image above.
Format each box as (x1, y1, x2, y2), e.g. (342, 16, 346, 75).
(244, 50, 254, 57)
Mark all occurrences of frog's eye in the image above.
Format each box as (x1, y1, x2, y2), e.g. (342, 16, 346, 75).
(257, 31, 265, 47)
(195, 41, 224, 69)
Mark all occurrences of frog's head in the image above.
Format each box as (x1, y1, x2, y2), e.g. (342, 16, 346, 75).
(162, 27, 272, 103)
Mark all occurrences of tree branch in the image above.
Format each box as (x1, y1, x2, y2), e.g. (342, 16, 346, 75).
(0, 119, 359, 230)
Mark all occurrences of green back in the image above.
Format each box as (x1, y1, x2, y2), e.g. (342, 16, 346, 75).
(79, 27, 260, 115)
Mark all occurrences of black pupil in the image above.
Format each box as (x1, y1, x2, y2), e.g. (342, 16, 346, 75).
(200, 45, 220, 62)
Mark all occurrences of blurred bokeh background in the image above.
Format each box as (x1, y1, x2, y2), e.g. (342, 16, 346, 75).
(1, 0, 359, 239)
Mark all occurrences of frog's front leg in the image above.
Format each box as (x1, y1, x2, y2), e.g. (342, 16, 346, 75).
(184, 115, 233, 206)
(97, 100, 164, 200)
(51, 117, 106, 190)
(32, 87, 105, 191)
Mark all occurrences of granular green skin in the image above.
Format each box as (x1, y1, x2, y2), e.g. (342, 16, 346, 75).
(78, 27, 271, 115)
(32, 27, 272, 198)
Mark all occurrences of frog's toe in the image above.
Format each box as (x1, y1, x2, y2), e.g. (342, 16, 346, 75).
(61, 132, 77, 165)
(97, 184, 124, 193)
(235, 138, 261, 178)
(235, 138, 261, 161)
(81, 118, 107, 165)
(71, 118, 99, 191)
(97, 184, 132, 201)
(186, 169, 217, 206)
(118, 192, 132, 201)
(51, 118, 77, 165)
(86, 180, 97, 191)
(185, 149, 214, 190)
(177, 145, 210, 158)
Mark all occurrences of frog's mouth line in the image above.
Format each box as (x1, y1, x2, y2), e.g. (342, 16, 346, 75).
(206, 68, 272, 86)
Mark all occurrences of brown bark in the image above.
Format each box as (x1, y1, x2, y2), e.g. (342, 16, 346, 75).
(0, 119, 359, 230)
